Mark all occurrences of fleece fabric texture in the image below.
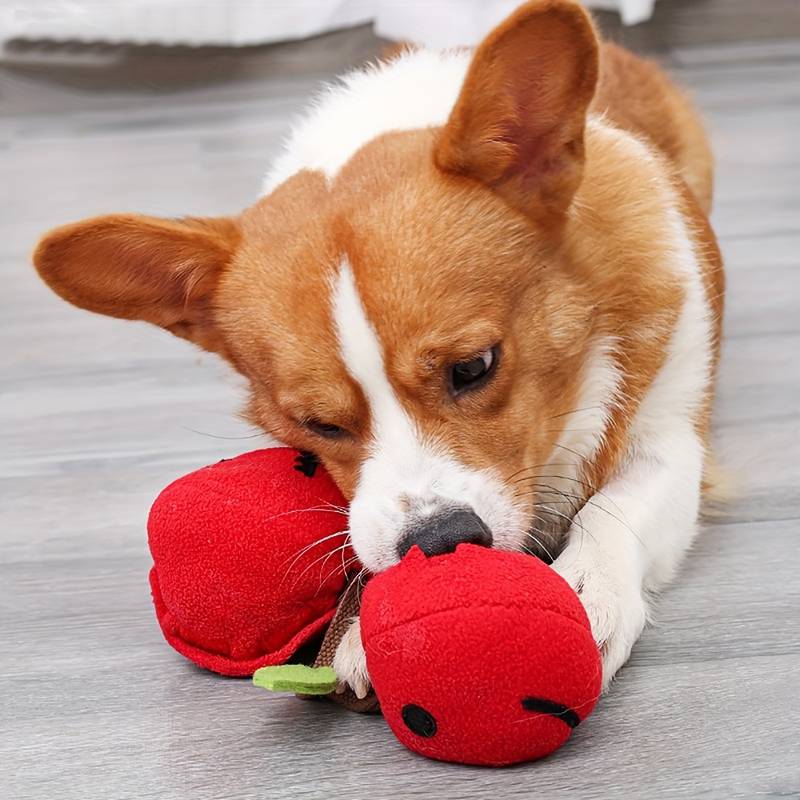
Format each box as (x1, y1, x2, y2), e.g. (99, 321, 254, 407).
(148, 448, 352, 676)
(360, 545, 602, 766)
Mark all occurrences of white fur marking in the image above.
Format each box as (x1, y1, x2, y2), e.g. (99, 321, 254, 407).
(541, 337, 621, 516)
(263, 48, 470, 192)
(332, 260, 416, 454)
(332, 618, 370, 699)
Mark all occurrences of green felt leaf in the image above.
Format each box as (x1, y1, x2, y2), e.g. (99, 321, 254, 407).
(252, 665, 338, 695)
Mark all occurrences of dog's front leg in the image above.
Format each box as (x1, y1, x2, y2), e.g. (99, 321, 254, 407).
(332, 617, 371, 698)
(552, 424, 704, 689)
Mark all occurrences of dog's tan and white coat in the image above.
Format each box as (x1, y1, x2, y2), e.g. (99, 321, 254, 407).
(33, 1, 724, 699)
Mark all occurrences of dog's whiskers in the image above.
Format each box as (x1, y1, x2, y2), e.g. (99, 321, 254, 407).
(546, 405, 605, 421)
(503, 462, 574, 483)
(291, 541, 352, 591)
(279, 529, 351, 572)
(179, 425, 265, 441)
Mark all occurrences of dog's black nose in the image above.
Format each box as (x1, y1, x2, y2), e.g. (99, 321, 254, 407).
(397, 506, 493, 559)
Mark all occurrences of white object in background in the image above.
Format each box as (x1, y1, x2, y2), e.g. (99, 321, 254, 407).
(0, 1, 658, 49)
(375, 0, 658, 49)
(590, 0, 656, 26)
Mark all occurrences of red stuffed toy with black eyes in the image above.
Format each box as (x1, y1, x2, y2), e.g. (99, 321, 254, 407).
(148, 448, 354, 676)
(360, 544, 602, 766)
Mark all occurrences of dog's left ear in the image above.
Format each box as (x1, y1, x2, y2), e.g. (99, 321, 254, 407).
(33, 213, 240, 356)
(434, 0, 599, 224)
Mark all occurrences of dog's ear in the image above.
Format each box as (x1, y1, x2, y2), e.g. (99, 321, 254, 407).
(33, 213, 240, 355)
(434, 0, 599, 224)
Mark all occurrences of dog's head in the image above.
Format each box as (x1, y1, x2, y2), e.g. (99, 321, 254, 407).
(34, 1, 606, 572)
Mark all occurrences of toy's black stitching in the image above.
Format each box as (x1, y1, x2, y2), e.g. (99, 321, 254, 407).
(294, 451, 319, 478)
(521, 697, 581, 729)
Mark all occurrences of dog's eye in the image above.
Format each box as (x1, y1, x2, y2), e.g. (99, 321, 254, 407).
(305, 419, 348, 439)
(449, 345, 499, 396)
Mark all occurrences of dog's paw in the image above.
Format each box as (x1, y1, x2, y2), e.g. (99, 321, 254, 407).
(331, 618, 371, 699)
(553, 543, 647, 690)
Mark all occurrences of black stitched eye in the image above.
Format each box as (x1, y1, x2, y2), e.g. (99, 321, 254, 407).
(305, 420, 347, 439)
(401, 704, 437, 737)
(449, 345, 499, 396)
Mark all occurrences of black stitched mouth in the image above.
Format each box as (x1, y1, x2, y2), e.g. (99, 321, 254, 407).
(293, 451, 319, 478)
(521, 696, 581, 729)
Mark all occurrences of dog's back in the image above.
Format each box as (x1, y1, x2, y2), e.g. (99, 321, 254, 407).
(592, 43, 714, 213)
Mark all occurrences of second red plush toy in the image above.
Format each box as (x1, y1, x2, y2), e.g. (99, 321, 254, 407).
(148, 448, 354, 676)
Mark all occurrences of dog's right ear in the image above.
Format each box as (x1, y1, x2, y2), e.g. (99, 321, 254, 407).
(33, 213, 240, 355)
(434, 0, 599, 226)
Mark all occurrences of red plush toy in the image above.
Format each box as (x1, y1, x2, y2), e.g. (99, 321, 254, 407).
(148, 448, 601, 765)
(148, 448, 353, 676)
(361, 544, 601, 765)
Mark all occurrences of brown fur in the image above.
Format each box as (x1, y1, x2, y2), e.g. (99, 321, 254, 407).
(593, 43, 714, 213)
(34, 214, 240, 359)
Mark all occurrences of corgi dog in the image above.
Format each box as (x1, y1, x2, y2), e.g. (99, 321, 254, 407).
(33, 0, 724, 698)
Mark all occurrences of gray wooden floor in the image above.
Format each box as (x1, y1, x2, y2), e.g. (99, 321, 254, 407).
(2, 4, 799, 799)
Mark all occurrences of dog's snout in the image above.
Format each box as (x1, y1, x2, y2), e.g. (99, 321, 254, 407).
(397, 506, 493, 560)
